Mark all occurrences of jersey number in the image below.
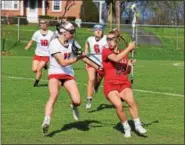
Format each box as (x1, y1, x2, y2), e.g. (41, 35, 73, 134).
(40, 39, 48, 46)
(94, 44, 100, 53)
(64, 53, 71, 59)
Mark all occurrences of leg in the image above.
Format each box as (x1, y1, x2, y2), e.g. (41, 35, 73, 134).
(32, 60, 40, 87)
(86, 67, 96, 109)
(42, 78, 61, 134)
(120, 88, 138, 119)
(64, 79, 81, 120)
(32, 60, 39, 73)
(36, 61, 47, 80)
(120, 88, 147, 134)
(106, 90, 131, 137)
(94, 72, 103, 93)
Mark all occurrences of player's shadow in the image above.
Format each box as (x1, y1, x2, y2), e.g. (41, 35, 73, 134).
(114, 120, 159, 138)
(88, 103, 128, 113)
(46, 120, 102, 137)
(38, 84, 48, 87)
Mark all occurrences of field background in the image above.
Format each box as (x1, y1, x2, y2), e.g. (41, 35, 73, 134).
(1, 24, 184, 144)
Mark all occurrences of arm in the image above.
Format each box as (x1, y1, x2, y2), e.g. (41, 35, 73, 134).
(107, 42, 135, 63)
(25, 40, 34, 50)
(53, 53, 85, 67)
(84, 41, 89, 55)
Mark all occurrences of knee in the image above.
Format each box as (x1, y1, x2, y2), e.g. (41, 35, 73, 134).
(36, 67, 42, 72)
(32, 68, 37, 73)
(88, 77, 95, 83)
(115, 103, 123, 112)
(49, 92, 58, 103)
(73, 99, 81, 106)
(127, 99, 136, 107)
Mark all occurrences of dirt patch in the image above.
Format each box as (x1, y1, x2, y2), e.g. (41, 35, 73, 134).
(1, 51, 13, 56)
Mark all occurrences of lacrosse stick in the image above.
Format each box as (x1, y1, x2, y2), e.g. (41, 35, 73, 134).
(130, 3, 137, 84)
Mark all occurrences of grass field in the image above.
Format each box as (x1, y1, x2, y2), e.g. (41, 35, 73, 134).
(1, 24, 184, 144)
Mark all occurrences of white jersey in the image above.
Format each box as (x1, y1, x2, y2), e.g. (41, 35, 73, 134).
(32, 30, 54, 56)
(48, 39, 75, 76)
(87, 35, 107, 66)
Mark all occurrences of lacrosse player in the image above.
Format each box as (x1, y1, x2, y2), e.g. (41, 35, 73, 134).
(84, 24, 107, 109)
(102, 28, 147, 137)
(25, 19, 54, 87)
(41, 21, 86, 134)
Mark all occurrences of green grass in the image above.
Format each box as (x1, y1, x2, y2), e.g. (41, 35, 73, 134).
(1, 24, 184, 144)
(1, 56, 184, 144)
(143, 27, 184, 50)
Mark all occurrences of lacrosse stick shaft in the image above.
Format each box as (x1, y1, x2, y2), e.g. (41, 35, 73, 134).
(131, 4, 137, 84)
(82, 56, 101, 70)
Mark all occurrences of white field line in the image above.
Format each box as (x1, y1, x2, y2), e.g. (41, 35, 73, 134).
(1, 75, 184, 98)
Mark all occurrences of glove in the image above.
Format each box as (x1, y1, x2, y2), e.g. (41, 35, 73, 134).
(72, 40, 82, 56)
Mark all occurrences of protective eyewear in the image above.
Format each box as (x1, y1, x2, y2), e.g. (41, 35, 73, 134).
(106, 36, 118, 42)
(62, 27, 76, 34)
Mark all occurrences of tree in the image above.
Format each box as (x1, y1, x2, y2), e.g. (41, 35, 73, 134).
(80, 0, 99, 23)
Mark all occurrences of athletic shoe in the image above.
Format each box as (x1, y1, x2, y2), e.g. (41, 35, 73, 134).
(85, 98, 92, 109)
(135, 125, 147, 134)
(70, 104, 79, 121)
(124, 126, 131, 138)
(42, 118, 50, 134)
(33, 80, 39, 87)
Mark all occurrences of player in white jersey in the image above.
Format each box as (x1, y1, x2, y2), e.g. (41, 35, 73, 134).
(84, 24, 108, 109)
(25, 19, 54, 87)
(41, 21, 86, 135)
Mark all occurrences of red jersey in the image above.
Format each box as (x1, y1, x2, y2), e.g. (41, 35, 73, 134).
(102, 48, 130, 84)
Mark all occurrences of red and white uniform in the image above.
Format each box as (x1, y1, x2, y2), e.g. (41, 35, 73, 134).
(32, 30, 54, 56)
(102, 48, 131, 97)
(48, 39, 75, 80)
(87, 35, 107, 67)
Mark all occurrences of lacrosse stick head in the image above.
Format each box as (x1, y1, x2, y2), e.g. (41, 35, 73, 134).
(131, 3, 136, 12)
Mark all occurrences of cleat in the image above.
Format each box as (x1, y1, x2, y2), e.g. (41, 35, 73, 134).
(85, 98, 92, 109)
(70, 104, 79, 121)
(135, 125, 147, 134)
(124, 126, 131, 138)
(42, 123, 49, 134)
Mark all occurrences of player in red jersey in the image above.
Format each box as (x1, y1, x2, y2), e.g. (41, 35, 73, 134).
(25, 19, 54, 87)
(102, 29, 147, 138)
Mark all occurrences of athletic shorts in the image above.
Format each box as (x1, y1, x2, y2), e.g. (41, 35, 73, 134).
(33, 55, 49, 63)
(48, 74, 74, 86)
(104, 81, 131, 97)
(86, 64, 104, 77)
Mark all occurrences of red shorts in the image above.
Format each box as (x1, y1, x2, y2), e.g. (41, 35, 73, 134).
(86, 64, 104, 77)
(104, 81, 131, 97)
(33, 55, 49, 63)
(48, 74, 74, 86)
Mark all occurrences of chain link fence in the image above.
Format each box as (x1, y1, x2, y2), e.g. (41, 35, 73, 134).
(1, 16, 184, 52)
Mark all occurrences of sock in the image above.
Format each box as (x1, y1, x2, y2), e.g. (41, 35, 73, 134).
(134, 118, 142, 127)
(35, 79, 39, 84)
(44, 116, 50, 124)
(87, 96, 92, 101)
(122, 121, 130, 130)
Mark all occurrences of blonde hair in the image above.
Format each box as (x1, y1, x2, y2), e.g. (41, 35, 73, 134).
(108, 28, 128, 46)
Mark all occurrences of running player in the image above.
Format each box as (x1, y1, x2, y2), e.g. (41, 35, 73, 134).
(102, 28, 147, 137)
(41, 21, 86, 134)
(84, 24, 107, 109)
(25, 19, 54, 87)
